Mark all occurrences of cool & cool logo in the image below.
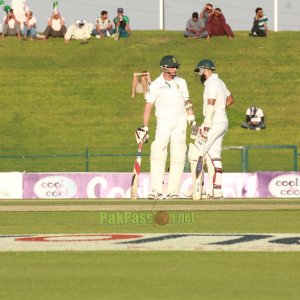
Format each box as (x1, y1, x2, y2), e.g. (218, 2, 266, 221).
(268, 174, 300, 198)
(33, 176, 78, 198)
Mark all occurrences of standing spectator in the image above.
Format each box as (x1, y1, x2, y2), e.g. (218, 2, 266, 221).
(22, 10, 36, 40)
(113, 7, 130, 38)
(241, 106, 266, 130)
(92, 10, 114, 38)
(2, 8, 21, 39)
(135, 55, 196, 199)
(11, 0, 29, 30)
(64, 20, 91, 44)
(199, 3, 213, 27)
(184, 12, 207, 38)
(37, 11, 66, 39)
(192, 59, 234, 199)
(206, 8, 234, 40)
(250, 7, 268, 37)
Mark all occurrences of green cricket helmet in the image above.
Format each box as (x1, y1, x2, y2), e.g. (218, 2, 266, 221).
(194, 59, 216, 72)
(160, 55, 180, 68)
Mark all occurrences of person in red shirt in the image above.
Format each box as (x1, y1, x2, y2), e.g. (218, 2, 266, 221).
(206, 8, 234, 41)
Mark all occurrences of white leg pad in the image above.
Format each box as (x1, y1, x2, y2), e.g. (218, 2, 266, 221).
(205, 155, 223, 197)
(205, 154, 214, 196)
(212, 158, 223, 196)
(150, 141, 168, 194)
(167, 142, 187, 195)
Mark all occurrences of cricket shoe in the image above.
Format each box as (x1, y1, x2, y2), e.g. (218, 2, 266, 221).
(166, 193, 179, 200)
(202, 192, 224, 199)
(113, 32, 120, 40)
(148, 190, 163, 200)
(182, 190, 206, 199)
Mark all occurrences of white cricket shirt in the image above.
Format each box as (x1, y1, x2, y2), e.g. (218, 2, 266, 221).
(203, 73, 230, 124)
(145, 73, 189, 119)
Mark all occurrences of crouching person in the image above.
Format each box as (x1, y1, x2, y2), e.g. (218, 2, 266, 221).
(2, 8, 21, 39)
(241, 105, 266, 130)
(64, 20, 91, 44)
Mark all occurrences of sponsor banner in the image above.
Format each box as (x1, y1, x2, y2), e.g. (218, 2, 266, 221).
(1, 233, 300, 252)
(0, 172, 23, 199)
(23, 172, 300, 199)
(23, 173, 256, 199)
(256, 172, 300, 198)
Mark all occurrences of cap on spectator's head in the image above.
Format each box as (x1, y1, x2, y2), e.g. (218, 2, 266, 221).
(117, 7, 123, 13)
(192, 12, 198, 18)
(76, 19, 86, 26)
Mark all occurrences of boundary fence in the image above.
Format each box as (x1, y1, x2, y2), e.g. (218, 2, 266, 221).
(0, 145, 298, 173)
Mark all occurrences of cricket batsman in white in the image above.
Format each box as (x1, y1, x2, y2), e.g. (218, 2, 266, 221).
(135, 55, 197, 199)
(190, 59, 234, 199)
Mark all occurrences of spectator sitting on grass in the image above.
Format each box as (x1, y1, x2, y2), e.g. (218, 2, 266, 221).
(199, 3, 213, 27)
(92, 10, 114, 38)
(64, 20, 91, 44)
(2, 8, 21, 40)
(184, 12, 207, 38)
(22, 10, 36, 40)
(206, 8, 234, 41)
(241, 105, 266, 130)
(37, 10, 66, 39)
(250, 7, 268, 37)
(113, 7, 130, 39)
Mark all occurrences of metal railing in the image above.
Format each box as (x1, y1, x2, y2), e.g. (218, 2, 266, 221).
(0, 145, 297, 173)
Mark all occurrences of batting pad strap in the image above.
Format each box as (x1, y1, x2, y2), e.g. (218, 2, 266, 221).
(203, 104, 215, 128)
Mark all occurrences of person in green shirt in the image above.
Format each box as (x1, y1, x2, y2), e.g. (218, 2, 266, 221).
(113, 7, 130, 38)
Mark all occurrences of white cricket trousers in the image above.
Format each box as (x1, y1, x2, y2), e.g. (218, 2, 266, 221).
(205, 122, 228, 158)
(150, 115, 187, 195)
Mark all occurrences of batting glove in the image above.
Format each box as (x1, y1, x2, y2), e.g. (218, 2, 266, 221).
(135, 125, 149, 144)
(198, 126, 209, 143)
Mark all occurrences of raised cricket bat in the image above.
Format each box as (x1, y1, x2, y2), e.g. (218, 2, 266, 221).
(193, 142, 206, 200)
(130, 142, 143, 199)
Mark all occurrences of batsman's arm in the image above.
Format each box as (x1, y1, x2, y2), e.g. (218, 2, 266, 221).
(185, 99, 196, 124)
(143, 102, 153, 127)
(185, 99, 199, 139)
(203, 98, 216, 129)
(226, 95, 234, 107)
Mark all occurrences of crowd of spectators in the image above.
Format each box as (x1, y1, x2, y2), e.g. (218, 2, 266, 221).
(1, 1, 269, 42)
(184, 3, 268, 40)
(1, 1, 131, 42)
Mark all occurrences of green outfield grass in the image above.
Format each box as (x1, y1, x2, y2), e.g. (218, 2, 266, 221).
(1, 31, 300, 299)
(1, 251, 300, 300)
(1, 209, 300, 234)
(0, 31, 299, 171)
(1, 204, 300, 300)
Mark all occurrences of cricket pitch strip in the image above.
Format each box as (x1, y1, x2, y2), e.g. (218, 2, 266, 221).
(0, 199, 300, 212)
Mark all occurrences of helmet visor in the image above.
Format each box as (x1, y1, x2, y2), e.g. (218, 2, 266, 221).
(194, 67, 205, 75)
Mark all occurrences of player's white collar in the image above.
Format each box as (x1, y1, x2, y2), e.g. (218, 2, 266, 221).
(204, 73, 218, 85)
